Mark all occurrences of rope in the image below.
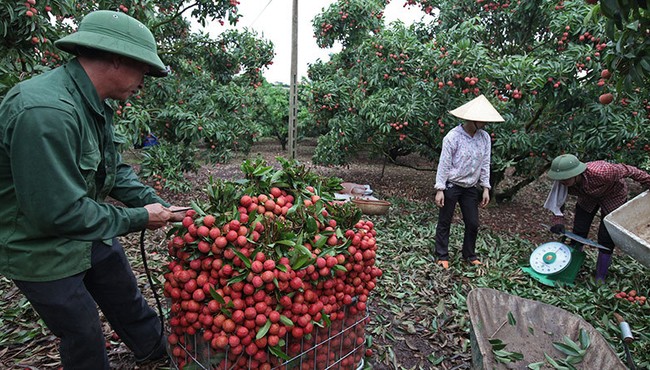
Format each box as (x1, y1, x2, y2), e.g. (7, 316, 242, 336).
(139, 229, 166, 360)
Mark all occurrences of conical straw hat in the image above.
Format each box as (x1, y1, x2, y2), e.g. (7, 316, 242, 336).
(448, 94, 504, 122)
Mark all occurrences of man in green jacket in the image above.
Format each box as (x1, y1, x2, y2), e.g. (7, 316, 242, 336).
(0, 10, 184, 369)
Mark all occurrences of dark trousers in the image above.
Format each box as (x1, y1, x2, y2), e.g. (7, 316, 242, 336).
(435, 185, 481, 261)
(14, 239, 164, 370)
(572, 205, 615, 254)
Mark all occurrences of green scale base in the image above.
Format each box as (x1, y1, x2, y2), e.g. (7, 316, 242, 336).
(522, 247, 586, 287)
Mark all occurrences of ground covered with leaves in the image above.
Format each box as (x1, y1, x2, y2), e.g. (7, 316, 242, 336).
(1, 138, 648, 370)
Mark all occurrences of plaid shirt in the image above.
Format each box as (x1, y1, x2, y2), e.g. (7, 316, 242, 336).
(558, 161, 650, 222)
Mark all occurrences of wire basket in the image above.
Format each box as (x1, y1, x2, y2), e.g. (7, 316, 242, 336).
(168, 304, 368, 370)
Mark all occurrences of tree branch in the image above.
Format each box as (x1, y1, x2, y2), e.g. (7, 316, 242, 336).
(524, 103, 546, 132)
(379, 150, 435, 171)
(153, 2, 199, 30)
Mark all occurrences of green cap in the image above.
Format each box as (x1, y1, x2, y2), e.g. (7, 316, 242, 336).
(55, 10, 167, 77)
(547, 154, 587, 180)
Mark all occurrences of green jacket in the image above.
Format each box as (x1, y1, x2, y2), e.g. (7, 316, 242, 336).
(0, 59, 168, 282)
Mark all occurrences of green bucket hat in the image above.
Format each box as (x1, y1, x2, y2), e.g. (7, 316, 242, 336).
(547, 154, 587, 181)
(54, 10, 167, 77)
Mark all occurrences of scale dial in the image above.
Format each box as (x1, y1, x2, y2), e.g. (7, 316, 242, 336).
(530, 242, 572, 275)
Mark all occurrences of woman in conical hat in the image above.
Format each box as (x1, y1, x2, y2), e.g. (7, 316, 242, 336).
(433, 95, 504, 270)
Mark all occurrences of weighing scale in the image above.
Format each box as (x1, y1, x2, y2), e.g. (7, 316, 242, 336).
(522, 228, 608, 287)
(522, 241, 585, 286)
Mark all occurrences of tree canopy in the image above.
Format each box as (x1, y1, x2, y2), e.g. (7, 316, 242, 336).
(305, 0, 649, 201)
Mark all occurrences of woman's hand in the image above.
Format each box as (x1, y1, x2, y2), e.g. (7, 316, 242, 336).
(435, 190, 445, 208)
(480, 187, 490, 208)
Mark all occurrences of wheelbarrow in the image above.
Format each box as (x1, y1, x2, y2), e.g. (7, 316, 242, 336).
(467, 288, 627, 369)
(603, 190, 650, 269)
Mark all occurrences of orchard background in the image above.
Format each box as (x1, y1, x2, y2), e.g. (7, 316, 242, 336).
(1, 0, 649, 369)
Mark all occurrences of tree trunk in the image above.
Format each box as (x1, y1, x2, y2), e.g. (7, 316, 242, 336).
(493, 164, 550, 203)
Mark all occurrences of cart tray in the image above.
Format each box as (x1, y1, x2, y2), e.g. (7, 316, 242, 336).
(467, 288, 626, 369)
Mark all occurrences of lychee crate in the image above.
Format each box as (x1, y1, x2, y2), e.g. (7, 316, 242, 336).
(168, 305, 369, 370)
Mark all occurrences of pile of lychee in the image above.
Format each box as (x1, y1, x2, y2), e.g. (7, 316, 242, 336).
(614, 289, 646, 305)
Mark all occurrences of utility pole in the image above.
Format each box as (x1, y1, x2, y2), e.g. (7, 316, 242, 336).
(288, 0, 298, 159)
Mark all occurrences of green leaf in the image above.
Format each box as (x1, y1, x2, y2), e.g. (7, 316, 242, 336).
(269, 345, 291, 360)
(256, 319, 271, 339)
(274, 239, 297, 247)
(489, 339, 507, 351)
(510, 352, 524, 360)
(286, 202, 299, 216)
(507, 311, 516, 326)
(565, 355, 584, 365)
(545, 353, 562, 368)
(428, 354, 444, 365)
(563, 361, 578, 370)
(209, 287, 225, 304)
(435, 300, 445, 316)
(189, 199, 206, 216)
(626, 20, 639, 31)
(640, 58, 650, 72)
(561, 334, 585, 353)
(314, 233, 328, 249)
(292, 255, 313, 270)
(494, 355, 512, 364)
(230, 248, 251, 269)
(306, 217, 318, 233)
(578, 329, 590, 350)
(552, 341, 582, 357)
(279, 315, 294, 327)
(227, 273, 247, 284)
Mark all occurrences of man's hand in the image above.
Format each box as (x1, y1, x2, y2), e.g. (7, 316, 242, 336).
(144, 203, 172, 230)
(550, 223, 565, 234)
(435, 190, 445, 208)
(480, 187, 490, 208)
(168, 206, 190, 222)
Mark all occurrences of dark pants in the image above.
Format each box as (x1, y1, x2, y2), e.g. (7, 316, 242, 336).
(572, 205, 615, 254)
(14, 239, 164, 370)
(435, 185, 481, 261)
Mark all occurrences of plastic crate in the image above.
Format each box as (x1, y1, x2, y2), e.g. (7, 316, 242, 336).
(168, 305, 368, 370)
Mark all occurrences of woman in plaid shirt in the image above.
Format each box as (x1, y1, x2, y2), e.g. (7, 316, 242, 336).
(544, 154, 650, 282)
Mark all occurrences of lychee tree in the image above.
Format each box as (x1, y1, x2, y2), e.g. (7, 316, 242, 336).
(306, 0, 650, 201)
(252, 81, 301, 151)
(1, 0, 276, 191)
(117, 20, 274, 190)
(0, 0, 74, 94)
(594, 0, 649, 90)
